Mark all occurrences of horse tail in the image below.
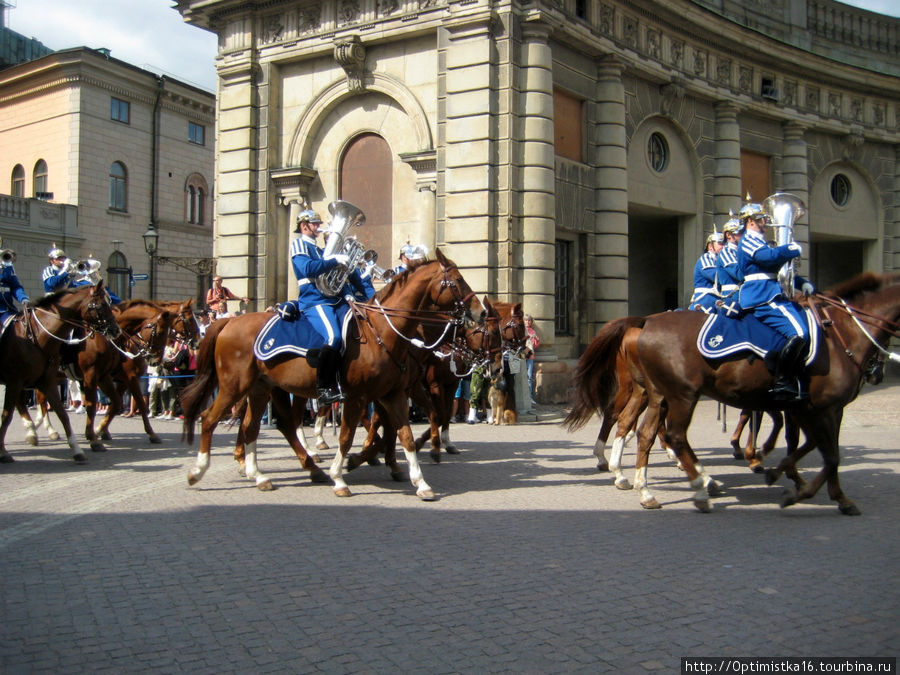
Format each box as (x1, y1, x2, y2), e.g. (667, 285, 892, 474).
(181, 318, 230, 444)
(564, 316, 646, 432)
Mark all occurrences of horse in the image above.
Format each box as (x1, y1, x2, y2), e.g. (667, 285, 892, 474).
(179, 250, 482, 499)
(566, 272, 900, 514)
(25, 299, 198, 450)
(0, 283, 120, 463)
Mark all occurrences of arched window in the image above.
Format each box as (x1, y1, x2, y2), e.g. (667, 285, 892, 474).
(339, 134, 392, 265)
(107, 250, 129, 302)
(33, 159, 48, 198)
(185, 173, 209, 225)
(109, 161, 127, 211)
(11, 165, 25, 197)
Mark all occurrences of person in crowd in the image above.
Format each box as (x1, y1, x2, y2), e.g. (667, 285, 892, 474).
(715, 213, 744, 308)
(688, 231, 724, 313)
(41, 245, 121, 302)
(523, 314, 540, 406)
(0, 241, 30, 336)
(736, 197, 815, 401)
(206, 276, 249, 318)
(290, 208, 374, 406)
(392, 243, 428, 276)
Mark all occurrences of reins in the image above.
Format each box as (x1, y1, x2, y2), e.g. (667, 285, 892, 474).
(27, 304, 103, 345)
(810, 292, 900, 365)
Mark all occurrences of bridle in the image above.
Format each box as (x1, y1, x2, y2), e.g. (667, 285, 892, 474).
(809, 292, 900, 371)
(27, 291, 121, 345)
(171, 308, 199, 347)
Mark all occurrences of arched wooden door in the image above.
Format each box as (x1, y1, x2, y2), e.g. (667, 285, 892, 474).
(340, 133, 393, 267)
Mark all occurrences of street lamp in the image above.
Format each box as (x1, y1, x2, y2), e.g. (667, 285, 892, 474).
(142, 225, 158, 299)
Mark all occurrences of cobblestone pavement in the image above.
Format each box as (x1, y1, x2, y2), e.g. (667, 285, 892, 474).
(1, 380, 897, 673)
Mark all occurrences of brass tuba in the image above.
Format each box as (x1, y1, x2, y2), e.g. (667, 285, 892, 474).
(315, 200, 367, 297)
(73, 258, 103, 285)
(762, 192, 806, 298)
(0, 249, 15, 264)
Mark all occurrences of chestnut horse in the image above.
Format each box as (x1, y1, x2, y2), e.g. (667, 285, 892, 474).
(0, 284, 119, 463)
(180, 250, 482, 499)
(566, 272, 900, 514)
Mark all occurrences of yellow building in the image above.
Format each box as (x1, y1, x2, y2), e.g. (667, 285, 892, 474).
(177, 0, 899, 400)
(0, 47, 215, 303)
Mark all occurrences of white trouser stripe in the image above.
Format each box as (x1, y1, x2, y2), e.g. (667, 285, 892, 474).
(769, 301, 804, 337)
(314, 304, 336, 344)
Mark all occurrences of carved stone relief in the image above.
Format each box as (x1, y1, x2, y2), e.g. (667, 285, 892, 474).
(850, 98, 863, 123)
(646, 29, 660, 60)
(806, 86, 819, 112)
(261, 14, 284, 44)
(782, 80, 797, 107)
(873, 103, 885, 127)
(670, 40, 683, 68)
(693, 49, 706, 78)
(716, 59, 731, 87)
(599, 4, 614, 34)
(338, 0, 360, 26)
(623, 16, 638, 48)
(377, 0, 399, 16)
(828, 92, 841, 117)
(298, 7, 321, 33)
(334, 35, 367, 92)
(738, 66, 752, 93)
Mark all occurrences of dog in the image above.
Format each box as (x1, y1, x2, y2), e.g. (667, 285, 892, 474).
(488, 370, 517, 425)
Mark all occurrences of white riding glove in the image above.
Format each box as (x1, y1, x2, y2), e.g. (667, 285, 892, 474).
(801, 282, 814, 296)
(787, 242, 803, 256)
(328, 253, 350, 266)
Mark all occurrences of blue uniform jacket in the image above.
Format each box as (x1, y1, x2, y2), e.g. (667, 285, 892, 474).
(715, 243, 742, 295)
(290, 235, 373, 309)
(0, 264, 29, 316)
(42, 264, 72, 293)
(689, 251, 719, 304)
(737, 229, 808, 308)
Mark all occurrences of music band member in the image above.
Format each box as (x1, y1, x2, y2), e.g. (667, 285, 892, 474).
(0, 242, 30, 337)
(688, 230, 723, 314)
(715, 214, 744, 303)
(291, 208, 374, 405)
(41, 245, 121, 303)
(736, 198, 815, 401)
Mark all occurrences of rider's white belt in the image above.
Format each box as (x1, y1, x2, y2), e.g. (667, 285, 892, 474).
(743, 273, 776, 282)
(720, 284, 739, 292)
(297, 278, 311, 287)
(692, 288, 719, 297)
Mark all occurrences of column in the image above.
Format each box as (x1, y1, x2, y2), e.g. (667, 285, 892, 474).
(781, 122, 810, 275)
(891, 146, 899, 273)
(714, 102, 742, 226)
(591, 55, 629, 326)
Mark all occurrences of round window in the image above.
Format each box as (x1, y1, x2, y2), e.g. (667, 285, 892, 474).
(830, 173, 851, 207)
(648, 132, 668, 173)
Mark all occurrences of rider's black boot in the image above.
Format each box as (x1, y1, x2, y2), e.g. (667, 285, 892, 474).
(769, 336, 808, 402)
(316, 346, 345, 406)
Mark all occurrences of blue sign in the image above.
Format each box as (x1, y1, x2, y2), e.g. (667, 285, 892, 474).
(132, 273, 149, 281)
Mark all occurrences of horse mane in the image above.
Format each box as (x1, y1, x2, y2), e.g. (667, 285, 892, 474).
(36, 288, 76, 309)
(117, 299, 161, 311)
(373, 259, 434, 302)
(824, 272, 890, 302)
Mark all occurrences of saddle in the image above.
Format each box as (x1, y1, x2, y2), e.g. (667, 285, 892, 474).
(697, 308, 819, 367)
(252, 303, 353, 361)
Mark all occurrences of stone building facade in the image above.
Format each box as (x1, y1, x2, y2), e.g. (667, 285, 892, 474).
(0, 48, 215, 304)
(177, 0, 898, 401)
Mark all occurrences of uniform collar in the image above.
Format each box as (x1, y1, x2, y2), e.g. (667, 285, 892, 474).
(301, 234, 318, 246)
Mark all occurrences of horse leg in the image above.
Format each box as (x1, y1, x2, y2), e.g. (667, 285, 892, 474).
(32, 393, 60, 441)
(659, 396, 709, 512)
(121, 374, 161, 444)
(731, 409, 751, 459)
(240, 388, 276, 490)
(313, 405, 330, 452)
(439, 383, 459, 456)
(1, 383, 23, 462)
(328, 399, 366, 497)
(18, 395, 39, 447)
(744, 411, 766, 473)
(759, 411, 784, 458)
(592, 411, 615, 472)
(269, 392, 328, 484)
(43, 382, 85, 463)
(78, 383, 106, 453)
(188, 384, 241, 486)
(94, 375, 123, 445)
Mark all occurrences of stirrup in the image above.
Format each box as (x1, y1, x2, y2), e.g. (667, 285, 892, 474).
(769, 377, 805, 402)
(317, 388, 344, 405)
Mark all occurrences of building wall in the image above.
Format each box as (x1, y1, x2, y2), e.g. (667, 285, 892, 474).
(179, 0, 899, 400)
(0, 48, 215, 304)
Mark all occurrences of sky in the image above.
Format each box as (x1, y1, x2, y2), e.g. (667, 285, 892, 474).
(3, 0, 898, 94)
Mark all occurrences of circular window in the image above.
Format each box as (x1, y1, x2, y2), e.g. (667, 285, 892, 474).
(647, 132, 668, 173)
(830, 173, 851, 206)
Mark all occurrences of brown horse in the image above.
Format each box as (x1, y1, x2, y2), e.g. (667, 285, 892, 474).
(566, 272, 900, 514)
(180, 250, 482, 499)
(27, 299, 197, 450)
(0, 284, 119, 463)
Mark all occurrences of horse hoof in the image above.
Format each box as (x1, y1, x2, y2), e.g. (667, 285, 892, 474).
(100, 431, 112, 441)
(640, 497, 661, 509)
(90, 442, 106, 453)
(445, 445, 460, 455)
(48, 431, 60, 441)
(596, 461, 609, 472)
(149, 435, 162, 444)
(334, 487, 352, 498)
(750, 462, 765, 474)
(418, 489, 436, 501)
(316, 441, 329, 451)
(430, 450, 441, 464)
(310, 471, 330, 484)
(256, 480, 275, 491)
(780, 487, 798, 509)
(187, 473, 200, 486)
(73, 453, 88, 464)
(693, 499, 711, 513)
(346, 455, 361, 471)
(706, 481, 725, 497)
(0, 452, 15, 463)
(310, 453, 322, 463)
(731, 441, 742, 459)
(25, 435, 38, 447)
(366, 457, 381, 466)
(614, 479, 632, 490)
(391, 471, 405, 483)
(764, 468, 780, 486)
(839, 503, 861, 516)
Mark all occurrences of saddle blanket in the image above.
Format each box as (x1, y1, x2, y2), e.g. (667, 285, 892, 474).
(697, 308, 818, 366)
(1, 312, 15, 338)
(252, 303, 354, 361)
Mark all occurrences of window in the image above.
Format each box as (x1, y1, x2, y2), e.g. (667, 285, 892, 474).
(109, 162, 127, 211)
(647, 132, 668, 173)
(189, 122, 205, 145)
(107, 251, 129, 302)
(185, 173, 209, 225)
(111, 97, 130, 124)
(554, 240, 572, 335)
(11, 165, 25, 197)
(554, 89, 583, 162)
(830, 174, 851, 207)
(33, 159, 48, 197)
(740, 150, 771, 203)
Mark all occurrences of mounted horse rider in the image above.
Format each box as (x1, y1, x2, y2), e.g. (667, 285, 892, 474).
(42, 245, 121, 303)
(735, 196, 814, 401)
(688, 229, 723, 313)
(714, 212, 744, 316)
(289, 206, 375, 406)
(393, 242, 428, 277)
(0, 241, 30, 339)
